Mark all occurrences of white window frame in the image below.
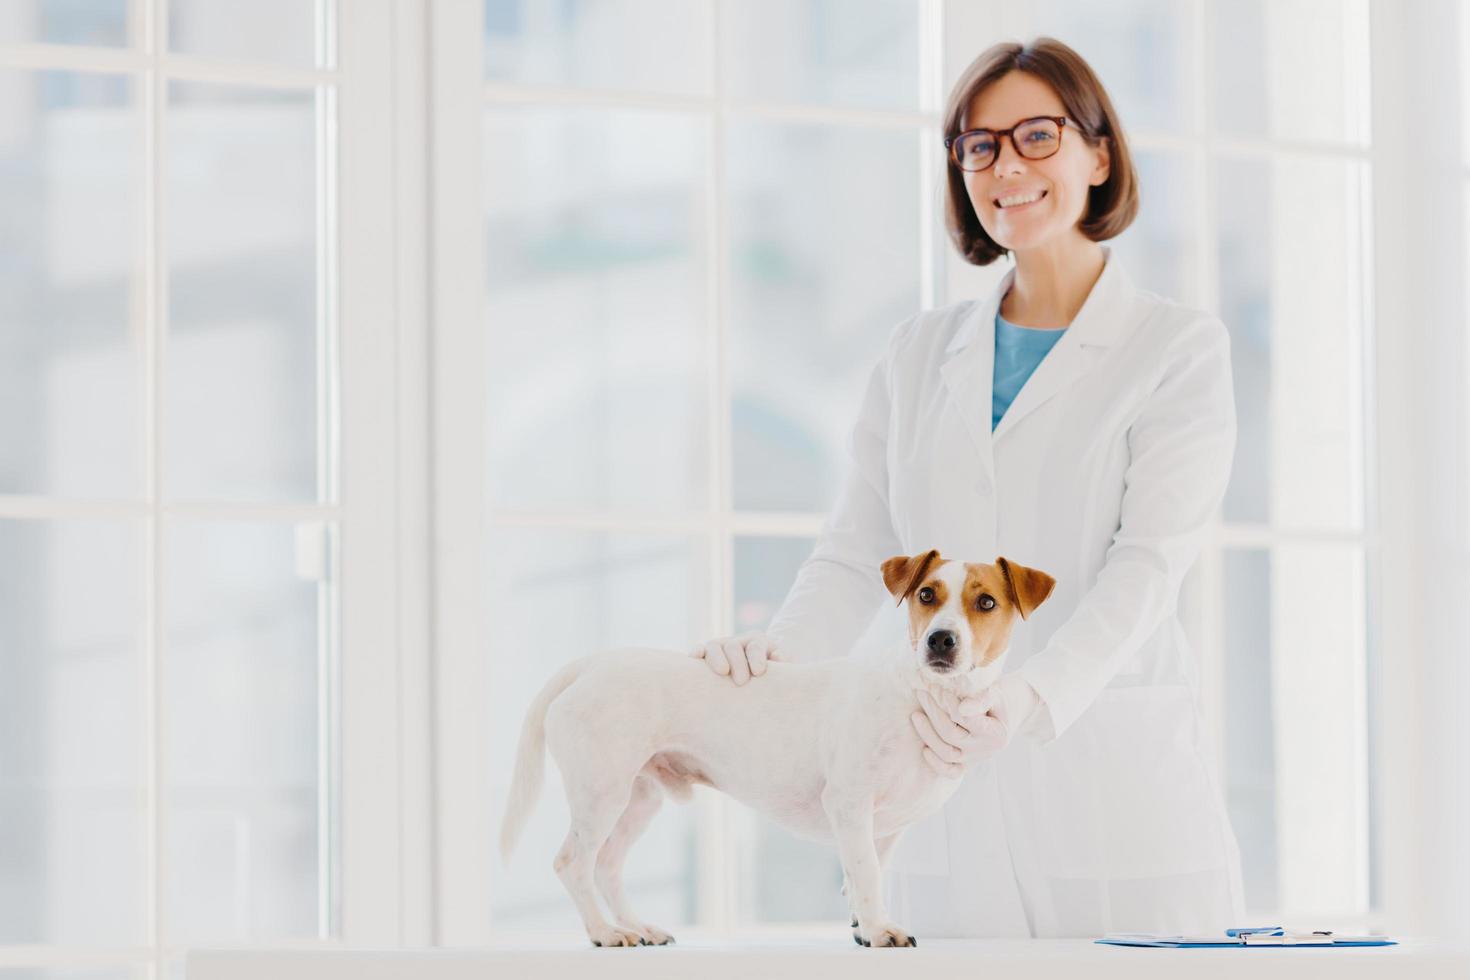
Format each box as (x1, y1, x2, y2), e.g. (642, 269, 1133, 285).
(424, 0, 491, 946)
(339, 0, 437, 949)
(0, 0, 432, 972)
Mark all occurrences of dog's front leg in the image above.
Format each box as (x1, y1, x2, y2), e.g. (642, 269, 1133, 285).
(844, 831, 904, 927)
(822, 789, 915, 947)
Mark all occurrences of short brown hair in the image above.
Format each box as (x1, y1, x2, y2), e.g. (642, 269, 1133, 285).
(943, 37, 1139, 266)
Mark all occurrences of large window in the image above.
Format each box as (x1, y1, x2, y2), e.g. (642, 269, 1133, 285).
(0, 1, 411, 974)
(459, 0, 1384, 933)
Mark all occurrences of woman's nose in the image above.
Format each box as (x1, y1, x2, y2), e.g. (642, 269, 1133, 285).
(991, 136, 1026, 175)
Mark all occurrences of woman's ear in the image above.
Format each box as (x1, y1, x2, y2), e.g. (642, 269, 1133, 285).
(1089, 135, 1111, 186)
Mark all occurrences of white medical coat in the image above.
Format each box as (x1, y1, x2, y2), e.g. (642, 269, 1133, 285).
(767, 246, 1247, 937)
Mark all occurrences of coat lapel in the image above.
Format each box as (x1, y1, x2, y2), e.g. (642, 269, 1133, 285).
(940, 274, 1005, 490)
(939, 246, 1140, 488)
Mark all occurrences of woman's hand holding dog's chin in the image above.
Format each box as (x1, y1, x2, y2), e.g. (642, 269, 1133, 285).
(688, 630, 781, 685)
(911, 685, 1010, 778)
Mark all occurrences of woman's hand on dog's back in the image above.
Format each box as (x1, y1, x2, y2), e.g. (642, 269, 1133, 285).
(689, 631, 781, 685)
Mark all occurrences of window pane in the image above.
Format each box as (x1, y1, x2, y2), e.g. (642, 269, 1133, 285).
(163, 519, 333, 943)
(484, 0, 712, 96)
(484, 107, 708, 513)
(1222, 544, 1369, 917)
(0, 70, 138, 499)
(488, 527, 709, 928)
(0, 1, 130, 47)
(168, 0, 319, 68)
(1218, 156, 1272, 527)
(0, 518, 144, 945)
(1211, 0, 1370, 146)
(1110, 148, 1196, 304)
(722, 0, 920, 111)
(166, 82, 323, 503)
(727, 120, 920, 512)
(732, 534, 813, 636)
(1216, 155, 1369, 531)
(1220, 548, 1276, 912)
(1026, 0, 1193, 135)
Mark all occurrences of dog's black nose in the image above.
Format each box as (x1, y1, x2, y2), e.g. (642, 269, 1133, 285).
(926, 630, 957, 657)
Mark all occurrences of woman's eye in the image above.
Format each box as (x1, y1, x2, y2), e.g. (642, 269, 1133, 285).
(977, 594, 995, 611)
(918, 587, 935, 603)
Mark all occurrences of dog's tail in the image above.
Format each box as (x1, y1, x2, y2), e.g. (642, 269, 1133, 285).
(499, 655, 595, 865)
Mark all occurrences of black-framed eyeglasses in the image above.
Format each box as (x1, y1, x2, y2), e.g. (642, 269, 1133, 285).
(944, 116, 1074, 172)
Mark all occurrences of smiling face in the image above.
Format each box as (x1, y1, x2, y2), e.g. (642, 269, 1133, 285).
(960, 70, 1111, 255)
(880, 551, 1057, 685)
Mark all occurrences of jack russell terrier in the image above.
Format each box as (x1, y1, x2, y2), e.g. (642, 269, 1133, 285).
(498, 549, 1055, 947)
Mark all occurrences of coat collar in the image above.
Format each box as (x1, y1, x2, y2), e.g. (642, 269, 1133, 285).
(940, 246, 1139, 479)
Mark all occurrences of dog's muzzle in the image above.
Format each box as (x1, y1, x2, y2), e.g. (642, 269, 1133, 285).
(925, 629, 958, 671)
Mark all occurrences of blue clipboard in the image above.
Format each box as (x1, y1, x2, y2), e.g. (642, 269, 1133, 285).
(1096, 926, 1397, 948)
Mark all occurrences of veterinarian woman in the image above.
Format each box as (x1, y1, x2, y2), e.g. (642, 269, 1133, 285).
(692, 37, 1244, 938)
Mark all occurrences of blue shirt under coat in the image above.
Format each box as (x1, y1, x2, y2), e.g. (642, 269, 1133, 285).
(992, 310, 1067, 431)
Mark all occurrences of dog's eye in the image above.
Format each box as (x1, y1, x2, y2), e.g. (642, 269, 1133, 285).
(977, 594, 996, 611)
(917, 587, 935, 604)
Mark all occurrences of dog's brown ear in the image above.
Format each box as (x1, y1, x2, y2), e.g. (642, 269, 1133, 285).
(880, 549, 942, 606)
(995, 557, 1056, 620)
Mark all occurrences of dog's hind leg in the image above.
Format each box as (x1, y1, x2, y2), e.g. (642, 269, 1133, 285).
(594, 771, 675, 945)
(554, 771, 647, 947)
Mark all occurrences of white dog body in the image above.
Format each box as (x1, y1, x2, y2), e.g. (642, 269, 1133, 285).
(498, 553, 1055, 948)
(551, 648, 980, 842)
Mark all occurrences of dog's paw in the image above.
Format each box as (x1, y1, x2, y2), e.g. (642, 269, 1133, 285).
(852, 922, 917, 948)
(634, 923, 675, 945)
(589, 925, 646, 947)
(611, 918, 675, 945)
